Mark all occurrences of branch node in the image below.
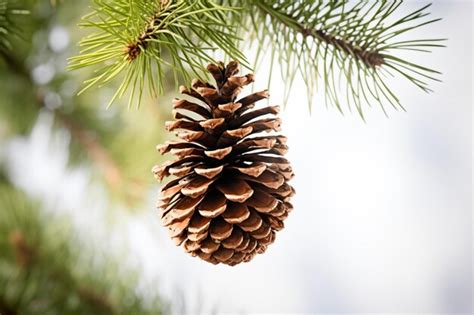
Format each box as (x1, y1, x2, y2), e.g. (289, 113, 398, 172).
(126, 11, 164, 61)
(313, 29, 385, 69)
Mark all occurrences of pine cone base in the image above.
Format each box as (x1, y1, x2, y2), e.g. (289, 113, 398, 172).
(153, 61, 295, 266)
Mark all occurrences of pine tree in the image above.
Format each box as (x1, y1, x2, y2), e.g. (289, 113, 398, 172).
(0, 0, 443, 312)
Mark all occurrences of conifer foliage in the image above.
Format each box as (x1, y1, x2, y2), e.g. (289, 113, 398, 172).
(70, 0, 443, 115)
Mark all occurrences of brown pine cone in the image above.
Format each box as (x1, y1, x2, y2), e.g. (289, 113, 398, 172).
(153, 61, 295, 266)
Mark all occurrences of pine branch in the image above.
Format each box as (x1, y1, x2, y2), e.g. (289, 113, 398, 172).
(296, 26, 385, 69)
(69, 0, 444, 116)
(69, 0, 246, 108)
(243, 0, 445, 116)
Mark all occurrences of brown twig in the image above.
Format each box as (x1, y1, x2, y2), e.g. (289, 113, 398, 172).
(125, 1, 170, 61)
(56, 113, 122, 186)
(302, 28, 384, 68)
(257, 4, 385, 69)
(125, 13, 161, 62)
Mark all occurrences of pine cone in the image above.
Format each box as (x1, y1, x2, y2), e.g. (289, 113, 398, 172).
(153, 61, 295, 266)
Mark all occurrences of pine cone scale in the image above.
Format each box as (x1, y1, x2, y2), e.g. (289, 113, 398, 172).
(198, 192, 227, 218)
(222, 202, 250, 224)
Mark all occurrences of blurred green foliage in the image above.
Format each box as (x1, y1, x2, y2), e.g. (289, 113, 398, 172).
(0, 176, 167, 315)
(0, 0, 174, 313)
(0, 0, 174, 206)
